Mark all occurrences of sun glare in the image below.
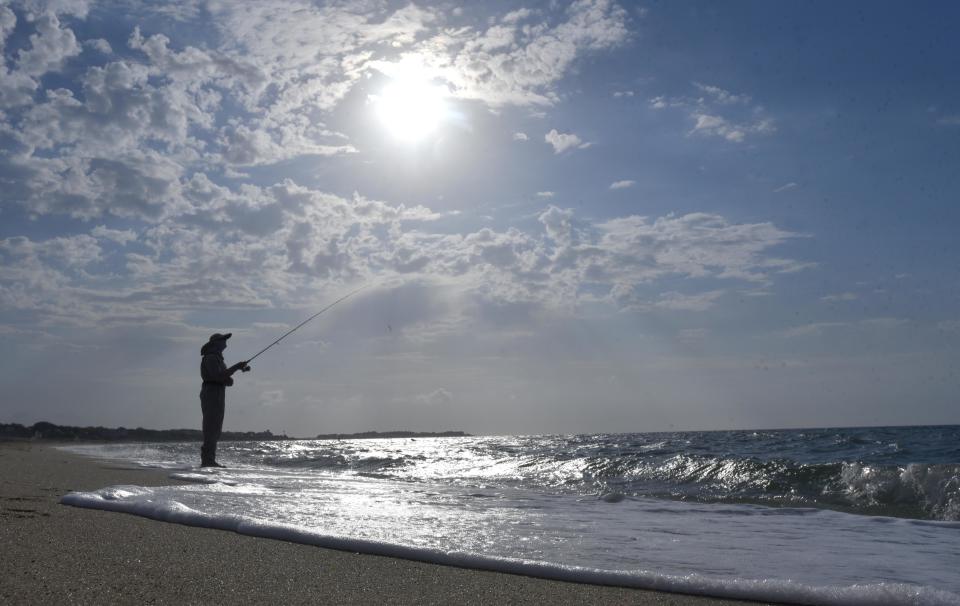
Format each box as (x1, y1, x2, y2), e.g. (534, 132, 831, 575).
(373, 61, 448, 142)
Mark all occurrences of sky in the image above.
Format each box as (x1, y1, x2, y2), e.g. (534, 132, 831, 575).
(1, 0, 958, 436)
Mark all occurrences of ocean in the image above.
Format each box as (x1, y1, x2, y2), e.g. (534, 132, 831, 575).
(61, 425, 960, 605)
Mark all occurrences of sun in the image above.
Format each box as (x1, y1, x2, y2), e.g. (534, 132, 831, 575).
(372, 60, 448, 142)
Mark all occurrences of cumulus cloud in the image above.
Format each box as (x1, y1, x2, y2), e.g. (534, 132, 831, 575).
(0, 177, 809, 331)
(609, 179, 635, 189)
(513, 131, 529, 141)
(545, 129, 591, 153)
(423, 0, 631, 107)
(1, 1, 631, 226)
(0, 2, 808, 337)
(16, 12, 81, 76)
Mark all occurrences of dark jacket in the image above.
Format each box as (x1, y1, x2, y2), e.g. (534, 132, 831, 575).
(201, 351, 234, 387)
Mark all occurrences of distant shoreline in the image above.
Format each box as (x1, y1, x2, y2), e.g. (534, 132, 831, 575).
(0, 421, 470, 443)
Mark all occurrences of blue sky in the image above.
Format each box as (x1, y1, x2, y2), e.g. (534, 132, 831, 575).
(1, 0, 958, 435)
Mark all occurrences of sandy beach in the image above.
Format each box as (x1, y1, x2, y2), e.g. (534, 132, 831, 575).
(0, 441, 770, 605)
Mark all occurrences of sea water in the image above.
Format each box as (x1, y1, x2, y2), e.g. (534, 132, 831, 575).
(61, 426, 960, 605)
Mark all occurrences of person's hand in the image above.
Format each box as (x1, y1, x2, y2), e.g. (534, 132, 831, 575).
(241, 361, 251, 372)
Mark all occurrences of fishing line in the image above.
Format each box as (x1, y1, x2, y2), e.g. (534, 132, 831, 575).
(244, 283, 370, 364)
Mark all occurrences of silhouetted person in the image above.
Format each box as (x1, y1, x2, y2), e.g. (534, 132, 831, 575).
(199, 333, 250, 467)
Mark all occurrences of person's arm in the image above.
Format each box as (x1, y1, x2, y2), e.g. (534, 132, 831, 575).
(202, 355, 237, 385)
(227, 360, 251, 374)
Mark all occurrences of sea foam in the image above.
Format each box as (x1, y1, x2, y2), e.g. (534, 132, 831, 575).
(61, 484, 959, 606)
(59, 430, 960, 605)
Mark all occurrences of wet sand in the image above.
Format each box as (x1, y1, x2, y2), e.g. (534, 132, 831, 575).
(0, 441, 769, 605)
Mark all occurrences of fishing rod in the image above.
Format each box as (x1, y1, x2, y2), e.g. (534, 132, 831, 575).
(243, 283, 370, 365)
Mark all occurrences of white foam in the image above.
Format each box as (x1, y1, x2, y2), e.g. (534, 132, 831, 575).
(61, 483, 960, 606)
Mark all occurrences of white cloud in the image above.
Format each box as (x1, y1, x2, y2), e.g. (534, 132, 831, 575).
(91, 225, 137, 245)
(1, 1, 633, 226)
(536, 191, 555, 198)
(609, 179, 635, 190)
(0, 181, 809, 329)
(936, 115, 960, 126)
(545, 128, 591, 154)
(613, 90, 634, 98)
(778, 318, 908, 338)
(773, 182, 797, 193)
(15, 12, 81, 76)
(84, 38, 112, 54)
(363, 0, 630, 107)
(651, 83, 776, 143)
(690, 112, 775, 143)
(513, 131, 529, 141)
(821, 292, 858, 302)
(693, 82, 751, 105)
(259, 389, 285, 407)
(645, 290, 725, 312)
(778, 322, 847, 338)
(414, 388, 453, 406)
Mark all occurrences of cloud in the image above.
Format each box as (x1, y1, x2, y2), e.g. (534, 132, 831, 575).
(259, 389, 285, 407)
(513, 131, 528, 141)
(1, 1, 633, 227)
(545, 129, 591, 154)
(821, 292, 858, 302)
(777, 318, 907, 338)
(0, 180, 809, 331)
(650, 82, 776, 143)
(84, 38, 112, 54)
(369, 0, 630, 107)
(91, 225, 137, 245)
(936, 115, 960, 126)
(16, 12, 81, 77)
(612, 90, 634, 98)
(0, 3, 808, 335)
(414, 388, 453, 406)
(773, 182, 797, 193)
(778, 322, 848, 338)
(609, 179, 635, 190)
(536, 191, 555, 198)
(614, 289, 725, 312)
(693, 82, 751, 105)
(689, 112, 775, 143)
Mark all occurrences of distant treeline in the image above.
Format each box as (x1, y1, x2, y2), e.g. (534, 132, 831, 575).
(0, 422, 287, 442)
(314, 430, 470, 440)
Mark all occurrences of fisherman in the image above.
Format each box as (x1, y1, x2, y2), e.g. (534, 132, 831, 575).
(199, 333, 250, 467)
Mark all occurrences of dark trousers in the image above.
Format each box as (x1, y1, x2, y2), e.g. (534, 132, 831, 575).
(200, 384, 225, 464)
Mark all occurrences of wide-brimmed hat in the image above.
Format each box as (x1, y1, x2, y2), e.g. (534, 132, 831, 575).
(208, 332, 232, 342)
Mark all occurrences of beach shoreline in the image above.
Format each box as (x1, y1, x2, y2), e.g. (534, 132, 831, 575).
(0, 441, 769, 605)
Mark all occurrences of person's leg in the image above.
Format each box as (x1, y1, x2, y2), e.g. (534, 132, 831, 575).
(200, 387, 225, 465)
